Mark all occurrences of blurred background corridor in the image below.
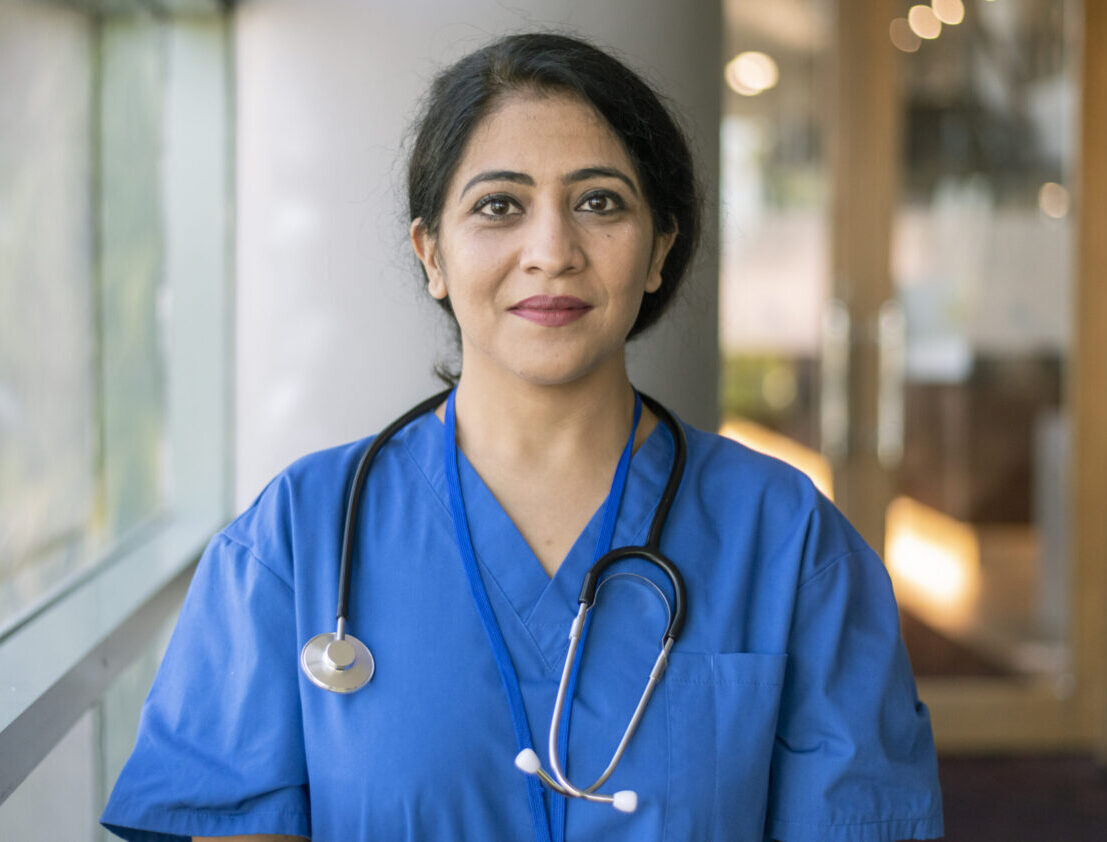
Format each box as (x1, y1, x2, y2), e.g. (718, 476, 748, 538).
(1, 0, 1105, 838)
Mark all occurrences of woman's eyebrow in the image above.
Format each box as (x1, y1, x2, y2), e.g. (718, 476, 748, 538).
(563, 167, 639, 197)
(458, 166, 640, 201)
(459, 170, 533, 200)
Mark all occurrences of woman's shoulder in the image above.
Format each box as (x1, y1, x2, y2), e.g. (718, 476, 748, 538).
(680, 423, 822, 509)
(230, 436, 367, 525)
(207, 437, 367, 585)
(218, 411, 440, 575)
(677, 422, 872, 578)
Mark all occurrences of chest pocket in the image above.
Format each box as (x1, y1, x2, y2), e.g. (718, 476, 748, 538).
(663, 651, 788, 841)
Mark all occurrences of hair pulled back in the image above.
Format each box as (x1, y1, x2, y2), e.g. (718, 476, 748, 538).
(407, 32, 701, 339)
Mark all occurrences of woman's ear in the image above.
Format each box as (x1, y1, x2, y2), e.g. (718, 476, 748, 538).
(411, 218, 448, 300)
(645, 225, 678, 294)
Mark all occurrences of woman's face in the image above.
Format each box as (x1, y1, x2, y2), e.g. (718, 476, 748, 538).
(411, 92, 675, 389)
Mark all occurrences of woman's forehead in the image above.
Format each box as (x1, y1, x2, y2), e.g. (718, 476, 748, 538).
(450, 92, 639, 191)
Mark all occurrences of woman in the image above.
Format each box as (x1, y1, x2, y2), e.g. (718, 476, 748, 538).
(102, 33, 943, 842)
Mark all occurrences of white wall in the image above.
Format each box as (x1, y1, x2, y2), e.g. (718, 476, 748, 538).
(235, 0, 721, 506)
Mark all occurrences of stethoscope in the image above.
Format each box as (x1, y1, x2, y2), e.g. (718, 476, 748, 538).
(301, 388, 688, 818)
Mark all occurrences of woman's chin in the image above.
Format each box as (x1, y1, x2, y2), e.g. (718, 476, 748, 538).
(485, 356, 624, 391)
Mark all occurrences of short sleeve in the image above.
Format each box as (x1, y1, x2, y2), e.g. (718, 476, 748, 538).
(767, 548, 944, 842)
(100, 531, 311, 842)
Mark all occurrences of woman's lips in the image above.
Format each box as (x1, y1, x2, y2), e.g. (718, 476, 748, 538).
(509, 295, 592, 326)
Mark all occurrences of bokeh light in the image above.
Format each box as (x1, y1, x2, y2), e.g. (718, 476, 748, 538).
(725, 51, 780, 97)
(908, 4, 942, 39)
(1038, 182, 1071, 219)
(932, 0, 966, 25)
(890, 18, 922, 53)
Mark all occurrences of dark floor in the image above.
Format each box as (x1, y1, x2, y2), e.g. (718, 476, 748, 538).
(897, 611, 1107, 839)
(938, 754, 1107, 841)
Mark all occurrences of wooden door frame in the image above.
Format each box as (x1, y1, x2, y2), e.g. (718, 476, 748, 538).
(828, 0, 899, 552)
(1073, 0, 1107, 763)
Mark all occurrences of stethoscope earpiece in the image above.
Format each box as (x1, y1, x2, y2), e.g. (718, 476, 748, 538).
(514, 749, 640, 813)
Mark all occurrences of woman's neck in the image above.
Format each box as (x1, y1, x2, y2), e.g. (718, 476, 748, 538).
(450, 358, 645, 470)
(441, 355, 656, 577)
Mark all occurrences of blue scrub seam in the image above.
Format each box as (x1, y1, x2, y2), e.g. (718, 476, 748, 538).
(769, 811, 945, 827)
(795, 547, 871, 590)
(215, 530, 297, 594)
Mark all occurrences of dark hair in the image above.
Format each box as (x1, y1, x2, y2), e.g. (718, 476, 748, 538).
(407, 32, 701, 339)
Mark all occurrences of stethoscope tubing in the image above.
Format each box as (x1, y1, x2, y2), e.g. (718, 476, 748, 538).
(308, 387, 689, 822)
(577, 544, 686, 642)
(635, 393, 687, 549)
(536, 394, 688, 811)
(547, 603, 676, 798)
(334, 389, 451, 628)
(334, 388, 684, 635)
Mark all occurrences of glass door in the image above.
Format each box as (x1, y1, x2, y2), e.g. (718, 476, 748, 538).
(886, 0, 1078, 689)
(722, 0, 1095, 749)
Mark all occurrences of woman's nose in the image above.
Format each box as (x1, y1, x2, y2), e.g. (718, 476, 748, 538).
(520, 205, 584, 277)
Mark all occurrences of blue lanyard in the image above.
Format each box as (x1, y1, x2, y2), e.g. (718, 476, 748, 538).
(443, 390, 642, 842)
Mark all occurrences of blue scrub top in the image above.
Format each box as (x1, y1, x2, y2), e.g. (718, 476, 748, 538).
(101, 411, 943, 842)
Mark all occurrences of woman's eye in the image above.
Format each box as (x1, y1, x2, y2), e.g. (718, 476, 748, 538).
(578, 192, 622, 214)
(474, 195, 519, 217)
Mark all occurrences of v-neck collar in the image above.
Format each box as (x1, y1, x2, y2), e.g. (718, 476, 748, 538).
(396, 408, 675, 670)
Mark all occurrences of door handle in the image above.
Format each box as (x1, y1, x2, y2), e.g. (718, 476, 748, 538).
(876, 299, 906, 469)
(820, 299, 851, 463)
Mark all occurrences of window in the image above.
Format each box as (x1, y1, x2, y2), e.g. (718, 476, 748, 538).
(0, 1, 168, 631)
(0, 0, 232, 829)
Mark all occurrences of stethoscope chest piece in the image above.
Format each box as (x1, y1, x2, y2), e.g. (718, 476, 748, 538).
(300, 632, 375, 693)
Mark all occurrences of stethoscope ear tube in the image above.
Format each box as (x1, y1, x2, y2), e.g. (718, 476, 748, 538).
(637, 393, 687, 549)
(304, 389, 453, 694)
(577, 545, 687, 643)
(335, 389, 452, 624)
(573, 392, 688, 643)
